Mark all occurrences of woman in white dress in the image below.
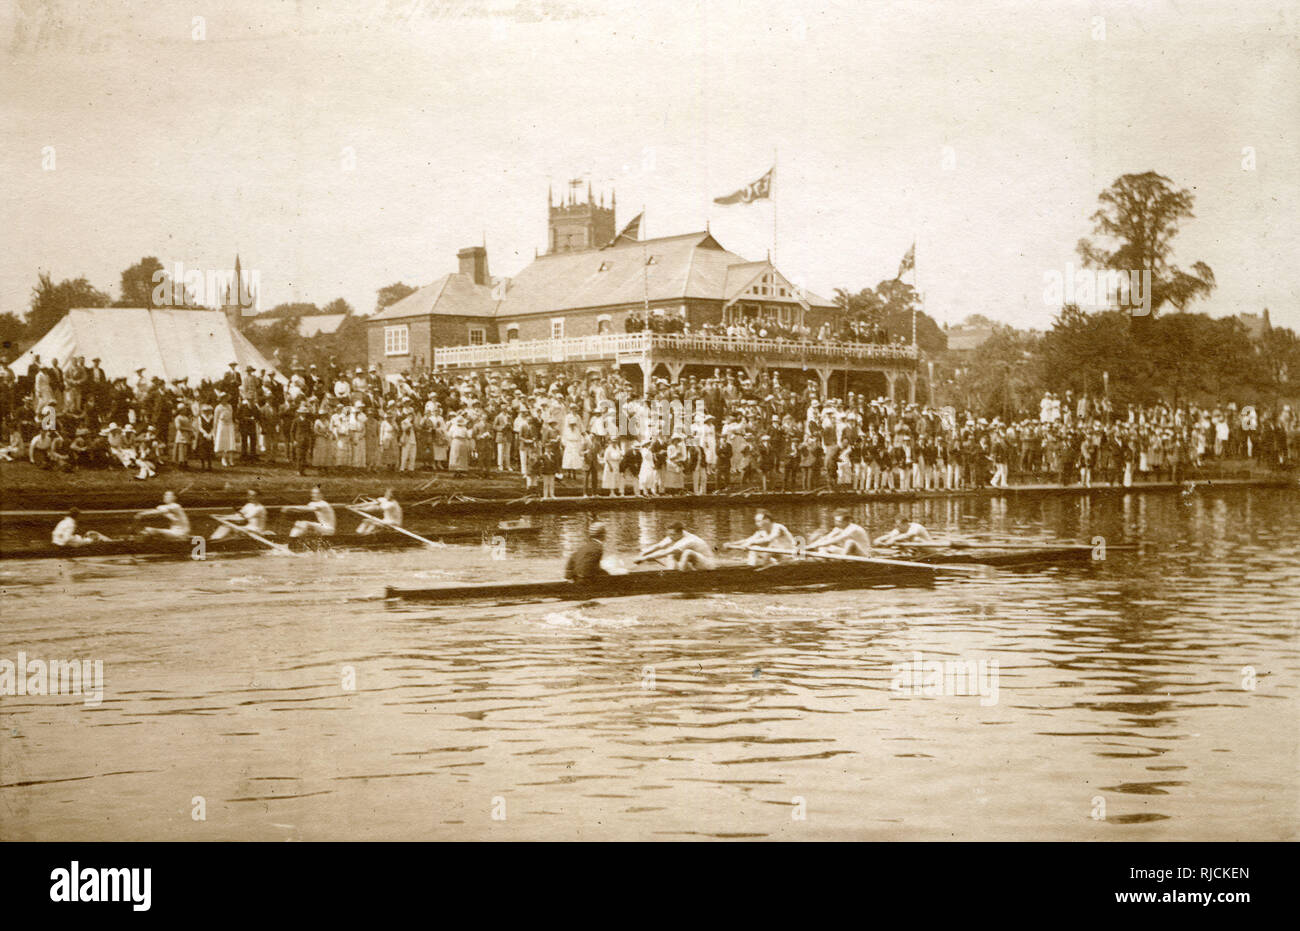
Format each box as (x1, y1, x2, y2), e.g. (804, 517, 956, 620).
(561, 413, 585, 477)
(448, 417, 472, 473)
(638, 441, 660, 496)
(213, 397, 237, 467)
(601, 440, 624, 496)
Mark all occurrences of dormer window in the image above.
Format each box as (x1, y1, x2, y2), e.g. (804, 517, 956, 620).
(598, 261, 611, 272)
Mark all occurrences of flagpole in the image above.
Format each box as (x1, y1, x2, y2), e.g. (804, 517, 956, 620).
(641, 203, 650, 320)
(771, 148, 779, 268)
(911, 233, 918, 347)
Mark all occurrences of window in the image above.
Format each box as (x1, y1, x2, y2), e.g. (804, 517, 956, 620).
(550, 318, 565, 340)
(598, 261, 611, 272)
(505, 326, 519, 342)
(468, 326, 486, 346)
(596, 315, 612, 334)
(645, 255, 657, 266)
(384, 325, 409, 356)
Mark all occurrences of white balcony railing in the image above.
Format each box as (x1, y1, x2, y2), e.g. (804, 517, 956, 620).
(433, 332, 918, 369)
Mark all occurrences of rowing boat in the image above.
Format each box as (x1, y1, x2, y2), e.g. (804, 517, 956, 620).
(384, 544, 1098, 604)
(0, 523, 538, 561)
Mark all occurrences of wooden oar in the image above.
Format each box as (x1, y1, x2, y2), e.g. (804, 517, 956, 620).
(743, 544, 984, 574)
(889, 540, 1137, 551)
(344, 505, 444, 549)
(210, 516, 296, 556)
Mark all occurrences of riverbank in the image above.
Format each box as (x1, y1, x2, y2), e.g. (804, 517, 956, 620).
(1, 458, 1291, 518)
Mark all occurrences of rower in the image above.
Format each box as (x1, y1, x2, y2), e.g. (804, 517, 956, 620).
(210, 489, 270, 540)
(135, 491, 191, 540)
(565, 522, 609, 582)
(808, 509, 871, 556)
(874, 514, 933, 546)
(731, 510, 797, 566)
(51, 507, 112, 548)
(285, 485, 337, 538)
(354, 488, 403, 535)
(636, 521, 716, 571)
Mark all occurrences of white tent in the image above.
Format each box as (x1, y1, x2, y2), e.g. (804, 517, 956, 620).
(8, 308, 280, 383)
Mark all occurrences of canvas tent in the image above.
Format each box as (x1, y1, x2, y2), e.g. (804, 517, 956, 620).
(8, 308, 280, 383)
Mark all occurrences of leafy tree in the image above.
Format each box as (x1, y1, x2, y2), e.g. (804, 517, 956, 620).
(947, 325, 1041, 418)
(0, 311, 28, 361)
(1258, 324, 1300, 398)
(1076, 171, 1215, 325)
(375, 282, 417, 314)
(117, 256, 168, 308)
(261, 302, 322, 320)
(321, 298, 354, 317)
(1038, 305, 1151, 405)
(27, 272, 111, 340)
(834, 279, 946, 353)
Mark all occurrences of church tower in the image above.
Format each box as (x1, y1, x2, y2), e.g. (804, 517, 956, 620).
(547, 179, 615, 254)
(220, 254, 256, 327)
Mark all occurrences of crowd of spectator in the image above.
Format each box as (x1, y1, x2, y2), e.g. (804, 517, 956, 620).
(623, 312, 902, 346)
(2, 353, 1296, 497)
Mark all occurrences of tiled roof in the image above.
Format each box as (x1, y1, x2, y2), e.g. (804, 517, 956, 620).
(372, 232, 836, 322)
(370, 273, 496, 321)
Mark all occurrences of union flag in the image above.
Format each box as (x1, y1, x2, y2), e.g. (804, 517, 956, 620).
(713, 167, 773, 205)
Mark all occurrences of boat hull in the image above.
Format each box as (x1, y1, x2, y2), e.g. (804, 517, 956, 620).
(386, 559, 936, 604)
(0, 525, 537, 561)
(384, 546, 1099, 604)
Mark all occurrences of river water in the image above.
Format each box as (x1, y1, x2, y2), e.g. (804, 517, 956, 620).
(2, 486, 1297, 840)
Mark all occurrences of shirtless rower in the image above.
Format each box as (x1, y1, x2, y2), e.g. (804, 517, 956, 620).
(807, 509, 872, 556)
(354, 488, 403, 535)
(135, 491, 191, 540)
(210, 489, 271, 540)
(285, 485, 336, 538)
(874, 514, 933, 546)
(51, 507, 112, 547)
(730, 510, 797, 566)
(636, 521, 717, 570)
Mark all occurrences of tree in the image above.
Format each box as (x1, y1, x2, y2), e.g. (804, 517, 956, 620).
(27, 272, 111, 340)
(321, 298, 354, 318)
(1076, 171, 1215, 324)
(0, 311, 28, 362)
(261, 302, 322, 320)
(117, 256, 167, 308)
(1258, 325, 1300, 399)
(833, 279, 946, 353)
(375, 282, 416, 314)
(948, 325, 1041, 418)
(1038, 305, 1149, 404)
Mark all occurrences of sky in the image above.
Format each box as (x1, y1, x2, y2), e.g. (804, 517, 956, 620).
(2, 0, 1297, 331)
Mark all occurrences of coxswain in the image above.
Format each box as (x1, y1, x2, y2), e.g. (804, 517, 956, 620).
(285, 485, 337, 538)
(565, 522, 609, 582)
(210, 489, 271, 540)
(135, 490, 191, 540)
(636, 521, 716, 570)
(807, 509, 872, 556)
(874, 514, 933, 546)
(354, 488, 404, 535)
(51, 507, 112, 547)
(731, 510, 797, 566)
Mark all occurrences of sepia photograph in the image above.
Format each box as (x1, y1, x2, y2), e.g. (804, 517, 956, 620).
(0, 0, 1296, 905)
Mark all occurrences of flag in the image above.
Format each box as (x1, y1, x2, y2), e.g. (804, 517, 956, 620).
(605, 211, 643, 247)
(896, 243, 915, 280)
(713, 167, 773, 205)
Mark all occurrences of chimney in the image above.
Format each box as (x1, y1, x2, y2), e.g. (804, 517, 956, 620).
(457, 246, 489, 286)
